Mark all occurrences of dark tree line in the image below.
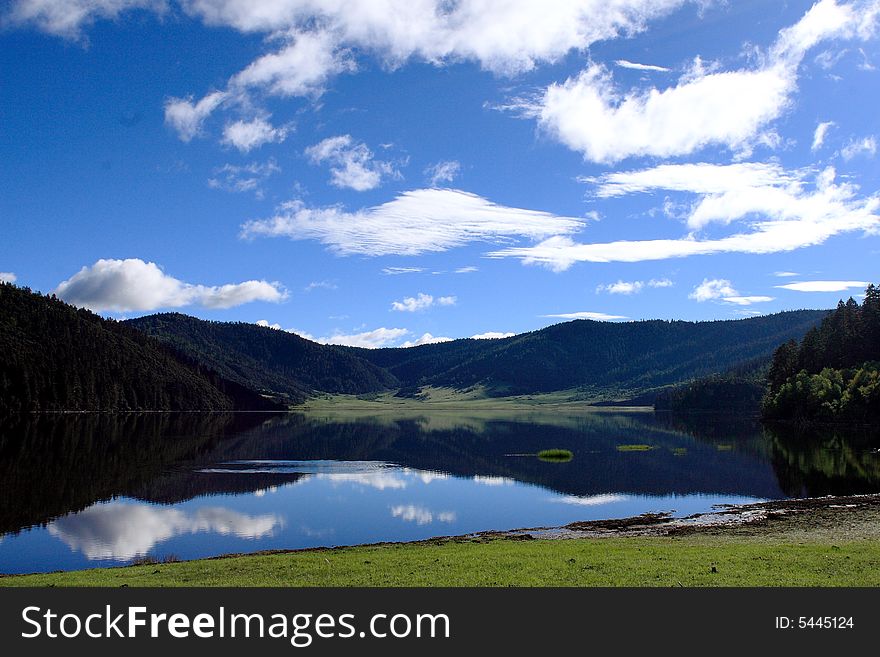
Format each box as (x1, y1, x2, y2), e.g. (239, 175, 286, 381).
(763, 284, 880, 424)
(0, 283, 281, 413)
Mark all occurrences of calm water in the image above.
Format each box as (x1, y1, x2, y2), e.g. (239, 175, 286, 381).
(1, 410, 879, 574)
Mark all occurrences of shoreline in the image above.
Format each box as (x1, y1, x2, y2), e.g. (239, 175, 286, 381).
(4, 493, 880, 586)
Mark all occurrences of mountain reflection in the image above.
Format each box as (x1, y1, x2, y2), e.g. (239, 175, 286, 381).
(47, 503, 283, 561)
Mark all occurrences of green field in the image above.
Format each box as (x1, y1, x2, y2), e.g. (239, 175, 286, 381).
(5, 532, 880, 587)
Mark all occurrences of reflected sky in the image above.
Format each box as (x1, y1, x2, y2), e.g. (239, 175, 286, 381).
(0, 460, 761, 573)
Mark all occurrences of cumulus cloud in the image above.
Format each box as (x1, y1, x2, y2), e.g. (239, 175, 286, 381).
(471, 331, 514, 339)
(391, 292, 456, 312)
(775, 280, 869, 292)
(525, 0, 875, 163)
(597, 280, 643, 295)
(542, 311, 627, 321)
(54, 258, 286, 312)
(305, 135, 399, 191)
(0, 272, 17, 283)
(491, 163, 880, 270)
(812, 121, 835, 151)
(318, 327, 409, 348)
(164, 91, 228, 141)
(241, 188, 584, 257)
(400, 332, 453, 347)
(208, 159, 280, 197)
(47, 502, 281, 560)
(222, 116, 289, 152)
(690, 278, 774, 305)
(424, 160, 461, 187)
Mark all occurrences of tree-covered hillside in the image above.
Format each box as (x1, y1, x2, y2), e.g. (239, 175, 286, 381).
(0, 284, 281, 413)
(763, 284, 880, 424)
(126, 313, 397, 403)
(356, 311, 827, 395)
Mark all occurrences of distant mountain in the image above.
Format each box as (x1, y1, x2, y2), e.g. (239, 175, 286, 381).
(0, 283, 282, 413)
(126, 313, 397, 404)
(128, 307, 827, 402)
(354, 311, 828, 396)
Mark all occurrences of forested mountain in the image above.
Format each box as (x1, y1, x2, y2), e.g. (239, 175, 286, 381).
(355, 310, 827, 395)
(126, 313, 397, 403)
(763, 284, 880, 424)
(653, 358, 769, 413)
(0, 284, 281, 413)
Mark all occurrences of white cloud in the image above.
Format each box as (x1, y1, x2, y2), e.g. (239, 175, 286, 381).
(54, 258, 286, 312)
(552, 494, 628, 506)
(47, 502, 281, 560)
(455, 266, 478, 274)
(492, 163, 880, 270)
(304, 280, 336, 292)
(241, 188, 584, 257)
(690, 278, 773, 305)
(597, 280, 644, 295)
(542, 311, 627, 321)
(222, 116, 289, 152)
(256, 319, 282, 330)
(775, 280, 869, 292)
(812, 121, 835, 151)
(318, 471, 407, 490)
(649, 278, 674, 288)
(774, 271, 800, 277)
(690, 278, 737, 302)
(424, 160, 461, 186)
(5, 0, 166, 39)
(840, 135, 877, 160)
(381, 266, 424, 275)
(722, 295, 775, 306)
(163, 91, 228, 141)
(0, 272, 17, 283)
(390, 504, 456, 525)
(208, 159, 280, 196)
(527, 0, 872, 163)
(400, 332, 453, 347)
(391, 292, 456, 312)
(470, 331, 514, 339)
(305, 135, 399, 191)
(318, 327, 409, 348)
(615, 59, 670, 72)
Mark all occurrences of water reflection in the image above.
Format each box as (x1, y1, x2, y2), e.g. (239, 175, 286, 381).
(0, 410, 878, 574)
(47, 503, 282, 561)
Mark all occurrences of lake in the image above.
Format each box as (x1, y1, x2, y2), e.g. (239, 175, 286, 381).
(1, 410, 879, 574)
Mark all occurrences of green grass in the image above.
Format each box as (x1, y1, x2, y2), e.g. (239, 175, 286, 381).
(537, 449, 574, 462)
(616, 444, 655, 452)
(5, 535, 880, 587)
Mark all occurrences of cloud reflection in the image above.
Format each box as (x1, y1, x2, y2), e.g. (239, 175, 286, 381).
(47, 502, 283, 561)
(552, 494, 628, 506)
(390, 505, 457, 526)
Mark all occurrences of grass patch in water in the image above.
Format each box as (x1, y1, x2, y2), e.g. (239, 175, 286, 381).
(616, 444, 654, 452)
(537, 449, 573, 462)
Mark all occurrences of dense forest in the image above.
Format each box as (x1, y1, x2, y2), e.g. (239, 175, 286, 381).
(762, 284, 880, 424)
(0, 284, 281, 413)
(126, 313, 397, 403)
(653, 358, 769, 413)
(356, 310, 826, 395)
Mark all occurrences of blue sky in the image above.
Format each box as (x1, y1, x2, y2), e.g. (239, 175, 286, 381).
(1, 0, 879, 347)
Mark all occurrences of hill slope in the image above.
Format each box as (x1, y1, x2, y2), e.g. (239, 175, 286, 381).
(0, 284, 281, 413)
(355, 310, 828, 396)
(126, 313, 398, 403)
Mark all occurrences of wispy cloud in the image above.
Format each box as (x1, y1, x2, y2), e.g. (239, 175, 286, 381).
(391, 292, 456, 312)
(424, 160, 461, 187)
(689, 278, 773, 305)
(241, 188, 584, 257)
(491, 163, 880, 271)
(812, 121, 835, 151)
(614, 59, 670, 72)
(774, 271, 800, 277)
(455, 266, 478, 274)
(304, 280, 337, 292)
(54, 258, 286, 312)
(306, 135, 400, 191)
(208, 159, 280, 197)
(381, 266, 424, 275)
(400, 333, 454, 347)
(775, 280, 868, 292)
(317, 327, 409, 349)
(840, 135, 877, 160)
(164, 91, 227, 142)
(471, 331, 514, 339)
